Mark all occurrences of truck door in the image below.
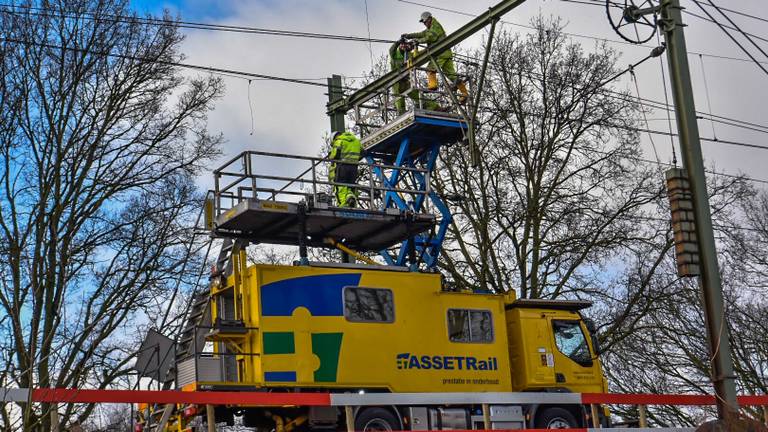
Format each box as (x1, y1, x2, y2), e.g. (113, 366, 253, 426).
(549, 319, 601, 392)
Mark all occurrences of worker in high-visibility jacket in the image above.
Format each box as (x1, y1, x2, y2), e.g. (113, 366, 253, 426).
(402, 11, 469, 103)
(389, 39, 439, 114)
(328, 131, 362, 208)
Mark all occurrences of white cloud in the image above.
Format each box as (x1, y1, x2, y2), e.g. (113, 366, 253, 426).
(176, 0, 768, 189)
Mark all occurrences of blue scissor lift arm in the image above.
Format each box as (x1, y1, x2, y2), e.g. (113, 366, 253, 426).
(359, 109, 467, 269)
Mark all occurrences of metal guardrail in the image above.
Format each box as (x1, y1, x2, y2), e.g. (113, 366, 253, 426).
(212, 150, 431, 216)
(351, 64, 476, 139)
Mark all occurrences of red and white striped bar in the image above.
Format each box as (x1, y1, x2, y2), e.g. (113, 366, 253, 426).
(1, 388, 767, 407)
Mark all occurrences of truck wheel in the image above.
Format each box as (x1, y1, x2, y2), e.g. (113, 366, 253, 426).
(534, 407, 579, 429)
(354, 407, 400, 432)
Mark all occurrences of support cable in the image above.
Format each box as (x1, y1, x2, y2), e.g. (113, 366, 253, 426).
(363, 0, 376, 70)
(656, 35, 678, 166)
(630, 67, 664, 174)
(0, 3, 394, 44)
(698, 55, 718, 141)
(0, 37, 333, 88)
(397, 0, 768, 65)
(452, 49, 768, 151)
(702, 0, 768, 61)
(689, 1, 768, 25)
(247, 80, 255, 136)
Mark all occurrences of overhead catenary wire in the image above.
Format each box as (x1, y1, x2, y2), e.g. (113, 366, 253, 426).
(7, 2, 768, 159)
(687, 0, 768, 25)
(687, 2, 768, 77)
(697, 54, 718, 140)
(0, 36, 333, 88)
(656, 33, 678, 165)
(682, 8, 768, 46)
(0, 3, 396, 44)
(701, 0, 768, 61)
(396, 0, 768, 66)
(4, 0, 768, 70)
(451, 49, 768, 148)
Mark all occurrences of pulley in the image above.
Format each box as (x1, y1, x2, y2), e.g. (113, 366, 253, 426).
(606, 0, 660, 44)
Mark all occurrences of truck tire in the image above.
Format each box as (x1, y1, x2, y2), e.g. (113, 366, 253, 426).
(534, 407, 579, 429)
(354, 407, 400, 432)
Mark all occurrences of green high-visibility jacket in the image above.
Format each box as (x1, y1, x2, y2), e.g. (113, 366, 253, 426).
(405, 17, 452, 61)
(330, 132, 362, 163)
(389, 41, 406, 71)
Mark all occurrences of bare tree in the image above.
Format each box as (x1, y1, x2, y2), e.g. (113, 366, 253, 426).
(0, 0, 222, 429)
(436, 16, 662, 299)
(602, 175, 768, 425)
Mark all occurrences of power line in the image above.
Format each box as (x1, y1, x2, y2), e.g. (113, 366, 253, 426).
(688, 1, 768, 77)
(0, 36, 331, 88)
(0, 3, 396, 44)
(8, 2, 767, 155)
(682, 8, 768, 45)
(686, 0, 768, 25)
(702, 0, 768, 61)
(560, 0, 768, 66)
(5, 0, 768, 71)
(396, 0, 768, 64)
(451, 49, 768, 142)
(491, 126, 768, 186)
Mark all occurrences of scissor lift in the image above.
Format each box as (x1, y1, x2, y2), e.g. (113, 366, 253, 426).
(361, 108, 467, 268)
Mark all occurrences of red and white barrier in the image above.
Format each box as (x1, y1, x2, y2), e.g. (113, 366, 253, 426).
(2, 388, 766, 407)
(1, 388, 765, 431)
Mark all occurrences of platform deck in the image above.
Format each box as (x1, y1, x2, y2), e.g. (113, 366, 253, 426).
(362, 109, 468, 161)
(214, 199, 435, 252)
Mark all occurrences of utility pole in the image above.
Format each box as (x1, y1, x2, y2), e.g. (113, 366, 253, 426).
(658, 0, 739, 422)
(326, 74, 352, 263)
(618, 0, 766, 429)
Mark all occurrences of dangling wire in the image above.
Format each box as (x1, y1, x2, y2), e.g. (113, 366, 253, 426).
(630, 66, 664, 178)
(656, 36, 678, 166)
(363, 0, 375, 70)
(698, 54, 718, 141)
(247, 79, 255, 136)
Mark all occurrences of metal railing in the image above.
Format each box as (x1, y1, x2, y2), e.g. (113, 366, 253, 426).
(351, 59, 476, 138)
(212, 150, 432, 216)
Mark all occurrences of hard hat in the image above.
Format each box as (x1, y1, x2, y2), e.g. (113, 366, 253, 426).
(419, 11, 432, 23)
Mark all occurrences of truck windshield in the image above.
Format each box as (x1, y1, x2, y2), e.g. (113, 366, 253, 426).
(552, 320, 592, 367)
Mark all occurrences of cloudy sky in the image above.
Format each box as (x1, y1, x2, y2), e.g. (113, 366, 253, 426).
(129, 0, 767, 192)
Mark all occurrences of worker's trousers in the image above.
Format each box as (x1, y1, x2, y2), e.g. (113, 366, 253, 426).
(428, 56, 458, 84)
(393, 79, 438, 113)
(332, 163, 359, 208)
(427, 55, 468, 102)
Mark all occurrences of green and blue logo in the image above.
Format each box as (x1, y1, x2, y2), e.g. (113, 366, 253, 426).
(260, 274, 361, 383)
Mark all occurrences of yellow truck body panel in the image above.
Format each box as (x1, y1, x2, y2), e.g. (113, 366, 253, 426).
(208, 263, 605, 394)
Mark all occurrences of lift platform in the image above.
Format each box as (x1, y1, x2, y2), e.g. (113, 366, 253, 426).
(362, 109, 468, 162)
(214, 198, 434, 252)
(210, 150, 437, 259)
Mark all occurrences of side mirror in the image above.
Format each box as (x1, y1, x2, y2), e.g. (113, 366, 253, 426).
(583, 318, 597, 334)
(582, 318, 602, 356)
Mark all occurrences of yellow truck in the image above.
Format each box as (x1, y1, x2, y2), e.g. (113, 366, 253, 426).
(173, 260, 609, 430)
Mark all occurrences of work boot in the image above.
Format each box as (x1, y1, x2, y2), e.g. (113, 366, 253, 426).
(456, 81, 469, 104)
(427, 71, 438, 90)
